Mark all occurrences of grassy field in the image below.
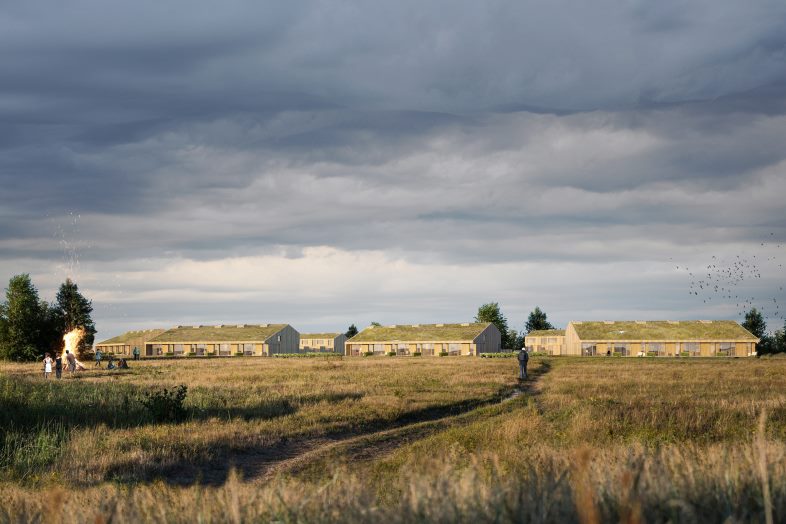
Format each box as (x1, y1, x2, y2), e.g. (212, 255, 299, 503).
(1, 356, 785, 523)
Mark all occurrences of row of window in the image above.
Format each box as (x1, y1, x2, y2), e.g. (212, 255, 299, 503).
(580, 342, 743, 356)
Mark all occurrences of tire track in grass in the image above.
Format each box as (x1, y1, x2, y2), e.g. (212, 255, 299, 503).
(252, 359, 552, 482)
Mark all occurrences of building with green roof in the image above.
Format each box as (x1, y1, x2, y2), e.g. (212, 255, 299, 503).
(524, 329, 566, 355)
(144, 324, 299, 357)
(564, 320, 758, 357)
(299, 333, 346, 354)
(95, 329, 167, 357)
(346, 322, 501, 356)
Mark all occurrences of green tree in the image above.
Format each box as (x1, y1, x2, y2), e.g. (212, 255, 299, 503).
(345, 324, 359, 338)
(371, 322, 382, 327)
(741, 307, 771, 356)
(0, 274, 46, 361)
(508, 329, 524, 351)
(525, 306, 554, 333)
(54, 278, 96, 357)
(742, 307, 766, 339)
(475, 302, 511, 349)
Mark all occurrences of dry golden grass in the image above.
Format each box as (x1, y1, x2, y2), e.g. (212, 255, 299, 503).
(2, 356, 786, 523)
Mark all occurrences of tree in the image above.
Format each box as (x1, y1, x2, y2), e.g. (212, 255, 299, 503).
(345, 324, 359, 338)
(54, 278, 96, 357)
(371, 322, 382, 327)
(525, 306, 554, 333)
(741, 307, 771, 356)
(475, 302, 511, 349)
(742, 307, 766, 339)
(0, 274, 46, 361)
(508, 329, 524, 351)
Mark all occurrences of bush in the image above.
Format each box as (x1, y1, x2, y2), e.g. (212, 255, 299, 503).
(235, 352, 244, 357)
(187, 352, 197, 357)
(387, 351, 396, 357)
(139, 385, 188, 423)
(363, 351, 374, 357)
(413, 352, 422, 357)
(479, 352, 516, 358)
(439, 352, 449, 357)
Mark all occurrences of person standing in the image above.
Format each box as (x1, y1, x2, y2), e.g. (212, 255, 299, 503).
(55, 354, 63, 379)
(66, 350, 77, 376)
(94, 349, 102, 368)
(43, 353, 53, 379)
(132, 346, 140, 361)
(517, 347, 529, 380)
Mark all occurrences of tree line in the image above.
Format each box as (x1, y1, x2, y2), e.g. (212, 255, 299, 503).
(741, 307, 786, 355)
(474, 302, 554, 350)
(0, 274, 96, 361)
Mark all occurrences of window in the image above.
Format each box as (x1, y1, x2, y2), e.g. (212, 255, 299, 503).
(546, 337, 557, 344)
(152, 344, 163, 356)
(581, 343, 596, 356)
(613, 343, 629, 356)
(196, 344, 206, 356)
(243, 343, 255, 356)
(350, 344, 362, 356)
(422, 343, 434, 356)
(397, 343, 409, 356)
(174, 344, 184, 355)
(646, 342, 664, 356)
(718, 342, 735, 356)
(373, 343, 385, 354)
(682, 342, 699, 355)
(219, 343, 231, 356)
(448, 343, 460, 355)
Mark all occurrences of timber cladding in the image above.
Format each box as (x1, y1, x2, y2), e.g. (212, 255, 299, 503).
(346, 322, 501, 356)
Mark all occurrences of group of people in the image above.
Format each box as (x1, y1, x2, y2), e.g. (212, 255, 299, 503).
(41, 350, 80, 379)
(42, 349, 129, 378)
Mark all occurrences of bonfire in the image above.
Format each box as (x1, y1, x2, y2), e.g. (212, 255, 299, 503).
(62, 328, 87, 371)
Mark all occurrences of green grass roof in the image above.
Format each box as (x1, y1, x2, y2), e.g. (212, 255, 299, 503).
(526, 329, 565, 337)
(349, 323, 493, 342)
(300, 333, 342, 339)
(97, 329, 167, 345)
(149, 324, 288, 343)
(571, 321, 758, 341)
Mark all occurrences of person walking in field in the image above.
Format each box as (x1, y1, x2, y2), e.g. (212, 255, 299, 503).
(94, 349, 102, 368)
(43, 353, 53, 379)
(132, 346, 140, 361)
(66, 350, 77, 376)
(518, 347, 529, 380)
(55, 354, 63, 379)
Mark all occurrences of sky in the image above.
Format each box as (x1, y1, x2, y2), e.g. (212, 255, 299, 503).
(1, 1, 785, 341)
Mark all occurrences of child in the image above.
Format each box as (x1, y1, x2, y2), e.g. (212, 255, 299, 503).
(43, 352, 53, 379)
(55, 354, 63, 379)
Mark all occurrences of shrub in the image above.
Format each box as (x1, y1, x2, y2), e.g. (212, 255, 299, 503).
(480, 352, 516, 358)
(187, 352, 197, 357)
(363, 351, 374, 357)
(387, 351, 396, 357)
(439, 352, 449, 357)
(139, 385, 188, 423)
(235, 352, 244, 357)
(413, 352, 422, 357)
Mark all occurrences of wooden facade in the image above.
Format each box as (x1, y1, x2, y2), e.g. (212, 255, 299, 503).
(524, 329, 566, 355)
(299, 333, 346, 354)
(346, 323, 501, 356)
(563, 320, 758, 357)
(143, 324, 299, 357)
(95, 329, 166, 356)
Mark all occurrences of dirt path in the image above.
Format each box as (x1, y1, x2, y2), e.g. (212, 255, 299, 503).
(248, 359, 552, 483)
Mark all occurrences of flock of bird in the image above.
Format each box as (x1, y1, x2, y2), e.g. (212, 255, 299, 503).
(674, 233, 784, 323)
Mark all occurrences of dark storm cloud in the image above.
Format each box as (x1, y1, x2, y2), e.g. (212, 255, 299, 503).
(1, 1, 786, 338)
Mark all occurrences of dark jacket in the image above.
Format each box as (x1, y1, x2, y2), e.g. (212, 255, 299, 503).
(518, 350, 529, 363)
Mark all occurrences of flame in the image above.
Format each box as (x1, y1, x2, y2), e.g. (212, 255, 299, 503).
(62, 328, 85, 361)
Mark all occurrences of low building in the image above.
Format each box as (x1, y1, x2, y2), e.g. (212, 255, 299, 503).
(95, 329, 167, 357)
(144, 324, 299, 357)
(299, 333, 346, 354)
(564, 320, 758, 357)
(524, 329, 566, 355)
(346, 323, 501, 356)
